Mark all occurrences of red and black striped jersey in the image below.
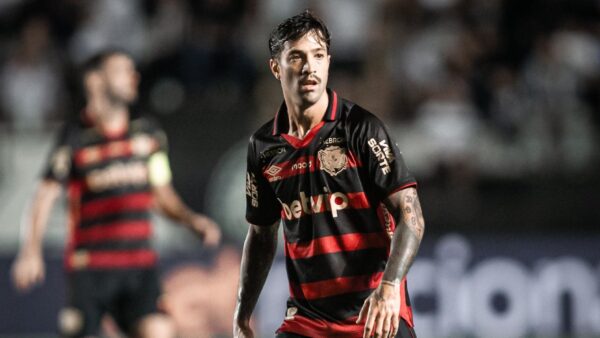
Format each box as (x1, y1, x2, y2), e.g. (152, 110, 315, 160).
(246, 89, 417, 337)
(43, 116, 167, 271)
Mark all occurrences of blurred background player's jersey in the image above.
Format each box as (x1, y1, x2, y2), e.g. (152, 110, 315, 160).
(43, 116, 168, 271)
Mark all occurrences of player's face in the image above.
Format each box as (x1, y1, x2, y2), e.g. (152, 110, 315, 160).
(101, 54, 139, 105)
(271, 31, 330, 108)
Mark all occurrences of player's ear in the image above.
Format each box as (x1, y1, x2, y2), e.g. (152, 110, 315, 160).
(269, 58, 280, 81)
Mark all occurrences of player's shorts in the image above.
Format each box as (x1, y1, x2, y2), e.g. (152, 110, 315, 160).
(275, 318, 416, 338)
(59, 268, 161, 338)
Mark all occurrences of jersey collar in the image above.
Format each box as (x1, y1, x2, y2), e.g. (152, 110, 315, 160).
(272, 89, 340, 136)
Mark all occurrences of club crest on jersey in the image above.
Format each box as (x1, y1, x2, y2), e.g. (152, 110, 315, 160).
(318, 145, 348, 176)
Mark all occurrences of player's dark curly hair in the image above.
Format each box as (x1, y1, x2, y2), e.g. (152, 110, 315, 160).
(268, 10, 331, 59)
(75, 49, 132, 106)
(81, 49, 131, 75)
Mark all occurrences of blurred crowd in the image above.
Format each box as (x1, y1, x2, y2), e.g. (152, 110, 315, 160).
(0, 0, 598, 181)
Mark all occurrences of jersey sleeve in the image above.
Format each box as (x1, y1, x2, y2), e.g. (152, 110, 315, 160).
(145, 119, 172, 187)
(245, 137, 281, 226)
(350, 109, 416, 201)
(41, 124, 74, 185)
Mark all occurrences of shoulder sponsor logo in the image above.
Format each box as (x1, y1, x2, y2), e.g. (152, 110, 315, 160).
(246, 172, 259, 207)
(51, 146, 71, 179)
(318, 145, 348, 176)
(368, 138, 394, 175)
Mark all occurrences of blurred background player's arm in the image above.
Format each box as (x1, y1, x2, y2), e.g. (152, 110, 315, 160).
(233, 221, 279, 338)
(149, 151, 221, 246)
(11, 179, 62, 291)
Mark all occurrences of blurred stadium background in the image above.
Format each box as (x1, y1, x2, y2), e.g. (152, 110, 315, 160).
(0, 0, 599, 337)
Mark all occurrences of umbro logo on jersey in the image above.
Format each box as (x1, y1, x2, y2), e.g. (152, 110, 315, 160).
(265, 165, 283, 182)
(265, 165, 282, 176)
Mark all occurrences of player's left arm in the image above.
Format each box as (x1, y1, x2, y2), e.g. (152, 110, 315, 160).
(357, 187, 424, 338)
(149, 151, 221, 246)
(382, 186, 425, 284)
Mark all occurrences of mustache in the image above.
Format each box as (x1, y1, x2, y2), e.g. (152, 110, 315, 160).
(300, 75, 321, 84)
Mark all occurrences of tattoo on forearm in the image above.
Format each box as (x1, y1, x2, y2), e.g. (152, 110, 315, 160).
(382, 188, 425, 284)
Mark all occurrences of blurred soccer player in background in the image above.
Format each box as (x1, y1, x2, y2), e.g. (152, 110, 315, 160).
(234, 11, 425, 338)
(11, 50, 221, 338)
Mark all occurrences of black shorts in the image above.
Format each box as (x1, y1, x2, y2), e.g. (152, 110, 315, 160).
(275, 318, 416, 338)
(60, 268, 161, 338)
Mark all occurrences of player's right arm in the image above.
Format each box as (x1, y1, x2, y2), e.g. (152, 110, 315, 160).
(233, 220, 279, 338)
(234, 136, 282, 337)
(12, 179, 62, 291)
(13, 125, 72, 292)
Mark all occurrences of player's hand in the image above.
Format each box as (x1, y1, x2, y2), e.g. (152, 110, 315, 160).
(357, 282, 400, 338)
(233, 320, 254, 338)
(11, 251, 45, 292)
(189, 214, 221, 247)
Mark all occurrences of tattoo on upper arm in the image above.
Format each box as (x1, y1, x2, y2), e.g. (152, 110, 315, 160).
(401, 188, 424, 239)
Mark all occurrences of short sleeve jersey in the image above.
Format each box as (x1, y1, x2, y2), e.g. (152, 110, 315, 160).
(43, 116, 169, 271)
(245, 90, 417, 337)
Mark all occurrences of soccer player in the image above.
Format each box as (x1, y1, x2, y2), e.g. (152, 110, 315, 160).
(233, 11, 425, 338)
(11, 50, 221, 338)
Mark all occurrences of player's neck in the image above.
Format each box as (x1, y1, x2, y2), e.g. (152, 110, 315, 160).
(95, 107, 129, 138)
(286, 93, 328, 139)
